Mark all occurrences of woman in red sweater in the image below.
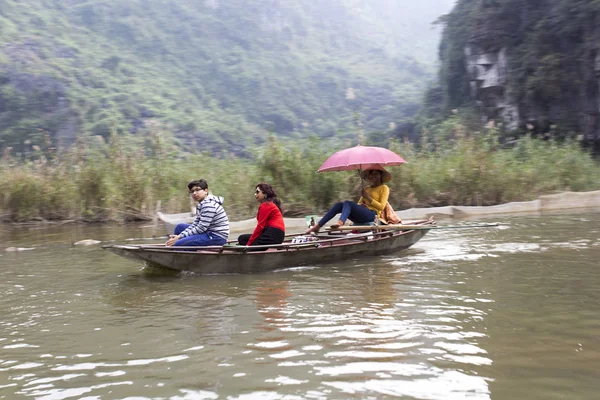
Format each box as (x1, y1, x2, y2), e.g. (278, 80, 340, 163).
(237, 183, 285, 247)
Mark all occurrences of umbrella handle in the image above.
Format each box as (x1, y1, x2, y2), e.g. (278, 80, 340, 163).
(358, 167, 364, 191)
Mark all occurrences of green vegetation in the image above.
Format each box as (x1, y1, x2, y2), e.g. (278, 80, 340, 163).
(0, 0, 452, 155)
(2, 119, 599, 223)
(3, 1, 600, 224)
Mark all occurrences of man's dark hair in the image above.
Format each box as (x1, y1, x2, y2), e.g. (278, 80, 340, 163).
(188, 179, 208, 191)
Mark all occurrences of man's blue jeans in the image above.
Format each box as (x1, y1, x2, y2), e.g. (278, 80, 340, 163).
(173, 223, 227, 246)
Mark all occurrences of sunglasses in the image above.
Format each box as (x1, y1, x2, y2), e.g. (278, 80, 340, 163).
(255, 189, 262, 195)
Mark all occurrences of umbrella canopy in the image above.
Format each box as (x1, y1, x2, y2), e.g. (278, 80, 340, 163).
(317, 145, 406, 172)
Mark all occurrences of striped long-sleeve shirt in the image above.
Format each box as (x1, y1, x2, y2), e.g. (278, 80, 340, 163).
(179, 195, 230, 240)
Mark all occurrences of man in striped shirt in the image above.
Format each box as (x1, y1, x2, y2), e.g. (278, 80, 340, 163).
(165, 179, 230, 247)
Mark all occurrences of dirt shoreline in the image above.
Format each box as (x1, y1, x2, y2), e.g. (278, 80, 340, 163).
(395, 190, 600, 221)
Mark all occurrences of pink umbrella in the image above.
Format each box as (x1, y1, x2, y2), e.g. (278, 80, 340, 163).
(317, 145, 406, 173)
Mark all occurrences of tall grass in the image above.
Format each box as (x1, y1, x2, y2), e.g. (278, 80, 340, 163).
(1, 130, 599, 222)
(385, 129, 600, 209)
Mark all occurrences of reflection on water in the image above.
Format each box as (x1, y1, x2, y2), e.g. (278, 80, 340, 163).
(1, 210, 599, 399)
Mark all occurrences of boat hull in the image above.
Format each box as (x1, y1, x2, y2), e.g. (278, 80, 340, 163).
(105, 228, 429, 274)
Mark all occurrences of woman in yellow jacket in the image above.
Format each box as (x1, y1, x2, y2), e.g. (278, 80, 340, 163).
(305, 166, 391, 234)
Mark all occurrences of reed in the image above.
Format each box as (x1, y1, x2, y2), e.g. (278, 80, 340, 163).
(1, 131, 599, 222)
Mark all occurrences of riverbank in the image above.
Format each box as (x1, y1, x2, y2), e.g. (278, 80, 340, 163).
(395, 189, 600, 220)
(231, 190, 600, 234)
(3, 190, 598, 251)
(3, 135, 600, 223)
(6, 189, 599, 233)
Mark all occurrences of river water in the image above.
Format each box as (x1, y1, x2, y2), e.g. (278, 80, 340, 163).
(0, 210, 599, 399)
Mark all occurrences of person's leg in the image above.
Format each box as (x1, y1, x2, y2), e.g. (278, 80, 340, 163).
(209, 234, 227, 246)
(174, 232, 225, 246)
(251, 227, 285, 246)
(306, 202, 347, 234)
(316, 202, 344, 227)
(174, 223, 190, 235)
(247, 227, 285, 251)
(338, 200, 355, 224)
(238, 234, 251, 245)
(347, 203, 377, 224)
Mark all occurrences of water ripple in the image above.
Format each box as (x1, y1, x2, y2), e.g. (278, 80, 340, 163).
(322, 371, 491, 399)
(3, 212, 598, 398)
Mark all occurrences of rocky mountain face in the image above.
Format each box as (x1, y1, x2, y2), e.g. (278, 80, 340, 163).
(437, 0, 600, 150)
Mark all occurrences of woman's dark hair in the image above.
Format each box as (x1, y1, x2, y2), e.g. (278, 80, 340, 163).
(188, 179, 208, 191)
(256, 182, 282, 212)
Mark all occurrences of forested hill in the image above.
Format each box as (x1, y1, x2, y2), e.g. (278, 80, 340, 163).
(0, 0, 454, 155)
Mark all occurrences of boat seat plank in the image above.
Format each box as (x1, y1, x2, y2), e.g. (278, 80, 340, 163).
(328, 223, 436, 232)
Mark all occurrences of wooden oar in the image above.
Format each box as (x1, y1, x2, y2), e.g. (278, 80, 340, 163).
(327, 222, 499, 231)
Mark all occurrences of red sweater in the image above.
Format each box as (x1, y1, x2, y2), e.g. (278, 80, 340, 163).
(247, 201, 285, 245)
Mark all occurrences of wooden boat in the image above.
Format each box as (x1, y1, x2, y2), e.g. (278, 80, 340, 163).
(103, 219, 435, 274)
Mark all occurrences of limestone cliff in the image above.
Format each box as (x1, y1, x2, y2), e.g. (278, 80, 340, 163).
(436, 0, 600, 149)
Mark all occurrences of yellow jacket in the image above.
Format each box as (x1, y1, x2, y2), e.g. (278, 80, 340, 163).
(358, 184, 390, 218)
